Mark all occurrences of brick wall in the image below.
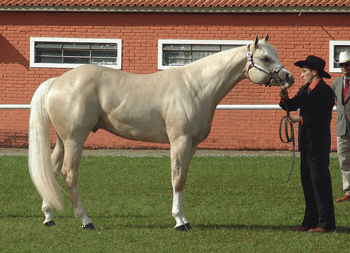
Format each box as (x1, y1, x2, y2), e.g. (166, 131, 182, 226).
(0, 12, 346, 150)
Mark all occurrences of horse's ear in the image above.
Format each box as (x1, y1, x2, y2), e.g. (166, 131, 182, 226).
(264, 34, 269, 42)
(254, 35, 259, 47)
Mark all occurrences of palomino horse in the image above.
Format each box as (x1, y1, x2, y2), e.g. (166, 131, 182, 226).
(29, 35, 294, 231)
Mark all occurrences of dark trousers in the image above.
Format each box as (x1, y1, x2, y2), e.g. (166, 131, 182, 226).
(300, 151, 336, 230)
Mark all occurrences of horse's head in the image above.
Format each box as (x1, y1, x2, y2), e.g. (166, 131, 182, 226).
(246, 35, 294, 89)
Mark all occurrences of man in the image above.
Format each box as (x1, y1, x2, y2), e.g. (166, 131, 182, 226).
(332, 51, 350, 202)
(280, 56, 336, 233)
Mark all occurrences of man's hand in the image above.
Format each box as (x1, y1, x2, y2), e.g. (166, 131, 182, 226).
(288, 115, 301, 123)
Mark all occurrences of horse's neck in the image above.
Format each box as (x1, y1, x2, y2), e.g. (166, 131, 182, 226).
(184, 47, 248, 107)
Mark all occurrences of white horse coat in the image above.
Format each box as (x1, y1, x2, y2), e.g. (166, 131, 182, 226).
(29, 35, 294, 230)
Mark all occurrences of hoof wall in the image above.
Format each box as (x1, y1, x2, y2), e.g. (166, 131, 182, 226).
(82, 223, 95, 230)
(44, 220, 56, 227)
(175, 223, 192, 232)
(185, 223, 192, 230)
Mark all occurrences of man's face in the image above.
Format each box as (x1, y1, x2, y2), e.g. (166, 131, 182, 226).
(340, 61, 350, 77)
(301, 67, 315, 85)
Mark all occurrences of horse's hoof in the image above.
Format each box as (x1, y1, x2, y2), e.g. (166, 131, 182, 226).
(82, 223, 95, 230)
(175, 223, 192, 232)
(44, 220, 56, 227)
(185, 223, 192, 230)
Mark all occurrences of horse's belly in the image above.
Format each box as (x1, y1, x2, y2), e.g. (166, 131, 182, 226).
(113, 128, 169, 144)
(100, 117, 169, 144)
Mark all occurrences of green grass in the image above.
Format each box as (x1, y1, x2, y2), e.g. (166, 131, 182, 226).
(1, 155, 350, 252)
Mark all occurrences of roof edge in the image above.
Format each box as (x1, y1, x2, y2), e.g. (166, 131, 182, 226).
(1, 6, 350, 13)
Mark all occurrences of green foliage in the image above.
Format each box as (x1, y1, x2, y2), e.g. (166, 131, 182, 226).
(1, 155, 349, 252)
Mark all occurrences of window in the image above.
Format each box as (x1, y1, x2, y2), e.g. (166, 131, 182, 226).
(30, 37, 122, 69)
(329, 40, 350, 73)
(158, 39, 251, 70)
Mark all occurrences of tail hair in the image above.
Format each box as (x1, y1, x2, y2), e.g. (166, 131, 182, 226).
(28, 78, 63, 210)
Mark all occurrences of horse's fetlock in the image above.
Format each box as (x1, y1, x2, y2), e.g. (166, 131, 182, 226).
(172, 211, 180, 218)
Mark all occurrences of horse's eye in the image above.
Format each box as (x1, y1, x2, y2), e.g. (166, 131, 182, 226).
(262, 56, 270, 63)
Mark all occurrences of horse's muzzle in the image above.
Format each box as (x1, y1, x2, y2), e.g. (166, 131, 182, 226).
(281, 71, 294, 89)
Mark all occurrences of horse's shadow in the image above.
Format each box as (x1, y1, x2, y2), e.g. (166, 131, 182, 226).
(4, 214, 349, 233)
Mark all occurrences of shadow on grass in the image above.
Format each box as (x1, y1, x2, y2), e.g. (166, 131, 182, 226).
(195, 224, 350, 234)
(118, 223, 350, 234)
(3, 214, 350, 234)
(0, 214, 43, 219)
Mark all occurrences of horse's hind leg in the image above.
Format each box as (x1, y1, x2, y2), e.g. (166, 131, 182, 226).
(62, 138, 94, 229)
(42, 135, 64, 226)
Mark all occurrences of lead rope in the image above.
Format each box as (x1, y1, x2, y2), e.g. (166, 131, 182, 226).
(279, 101, 296, 183)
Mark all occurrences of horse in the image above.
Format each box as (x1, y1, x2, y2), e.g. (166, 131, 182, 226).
(28, 35, 294, 231)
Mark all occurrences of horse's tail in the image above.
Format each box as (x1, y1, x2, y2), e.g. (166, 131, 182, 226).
(28, 78, 63, 211)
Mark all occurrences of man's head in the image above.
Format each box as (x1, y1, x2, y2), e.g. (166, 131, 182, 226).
(338, 51, 350, 77)
(300, 67, 317, 85)
(294, 56, 331, 85)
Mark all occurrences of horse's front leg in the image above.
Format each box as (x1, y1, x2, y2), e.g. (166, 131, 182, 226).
(170, 136, 197, 231)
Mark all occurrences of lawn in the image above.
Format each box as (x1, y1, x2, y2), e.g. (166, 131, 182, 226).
(1, 154, 349, 252)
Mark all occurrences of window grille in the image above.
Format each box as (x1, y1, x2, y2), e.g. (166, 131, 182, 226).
(329, 41, 350, 73)
(158, 39, 251, 70)
(30, 38, 122, 69)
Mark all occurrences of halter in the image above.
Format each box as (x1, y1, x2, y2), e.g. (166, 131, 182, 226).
(246, 44, 285, 87)
(247, 44, 295, 183)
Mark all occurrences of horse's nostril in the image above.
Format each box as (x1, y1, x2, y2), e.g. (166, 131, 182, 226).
(287, 73, 295, 86)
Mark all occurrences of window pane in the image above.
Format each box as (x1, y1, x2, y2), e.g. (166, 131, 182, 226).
(91, 50, 117, 57)
(192, 51, 215, 61)
(91, 44, 118, 50)
(168, 59, 192, 66)
(192, 45, 220, 52)
(35, 56, 62, 63)
(163, 51, 192, 66)
(92, 58, 117, 65)
(35, 43, 62, 49)
(63, 57, 90, 64)
(63, 44, 90, 50)
(36, 48, 62, 56)
(63, 50, 90, 57)
(163, 44, 191, 51)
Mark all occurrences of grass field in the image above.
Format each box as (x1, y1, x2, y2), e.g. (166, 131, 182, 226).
(1, 154, 350, 252)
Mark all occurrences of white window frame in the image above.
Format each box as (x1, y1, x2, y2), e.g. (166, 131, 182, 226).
(30, 37, 122, 69)
(329, 40, 350, 73)
(158, 39, 252, 70)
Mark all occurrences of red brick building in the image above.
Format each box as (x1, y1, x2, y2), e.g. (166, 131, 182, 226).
(1, 1, 350, 151)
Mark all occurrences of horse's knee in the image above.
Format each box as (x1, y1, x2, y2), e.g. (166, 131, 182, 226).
(172, 173, 187, 192)
(171, 155, 190, 192)
(173, 181, 186, 193)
